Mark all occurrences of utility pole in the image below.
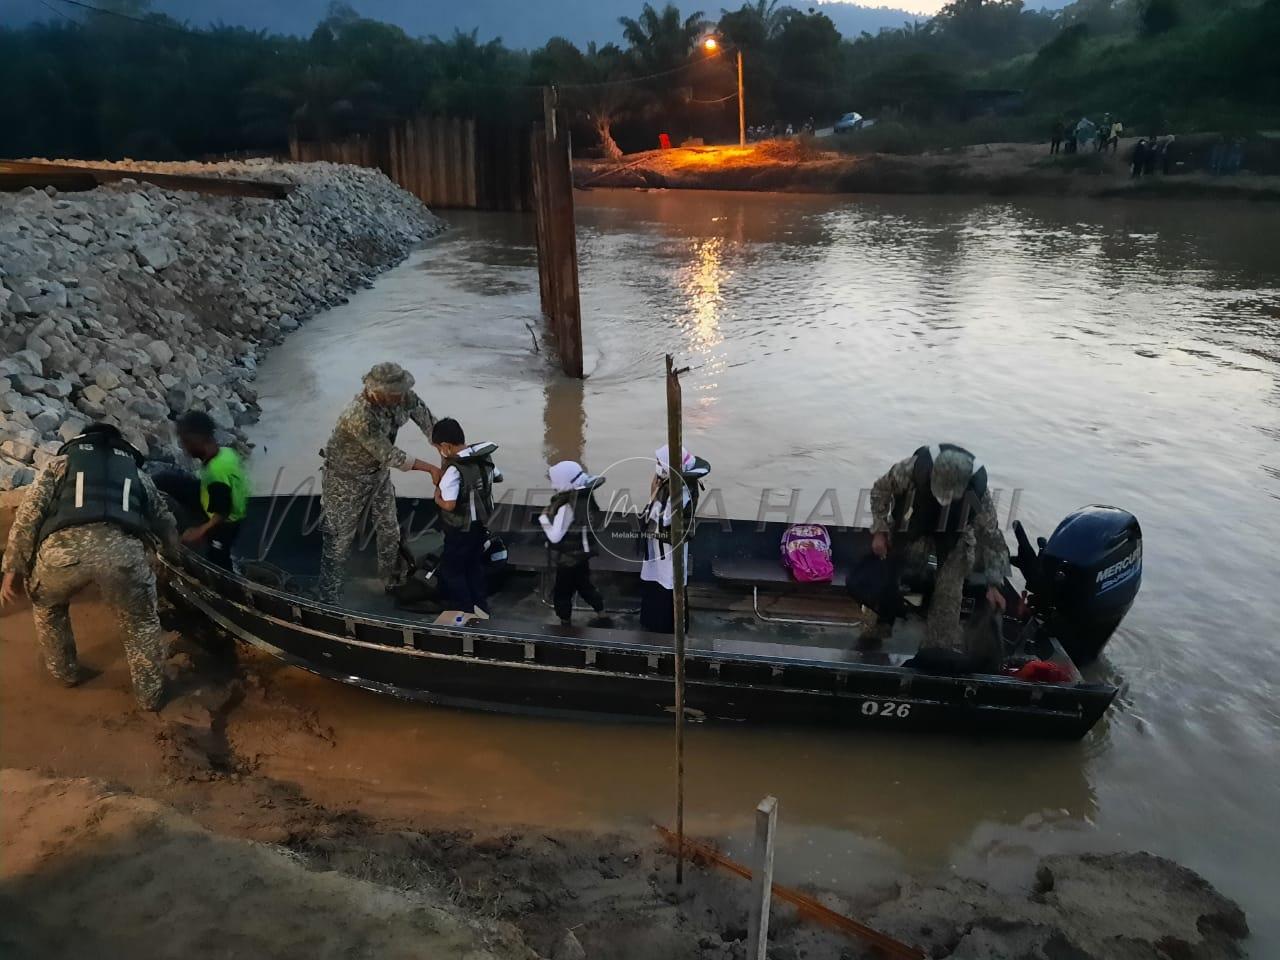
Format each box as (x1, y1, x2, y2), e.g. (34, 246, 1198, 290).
(737, 50, 746, 147)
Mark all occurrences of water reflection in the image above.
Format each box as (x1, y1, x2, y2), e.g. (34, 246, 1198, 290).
(248, 192, 1280, 954)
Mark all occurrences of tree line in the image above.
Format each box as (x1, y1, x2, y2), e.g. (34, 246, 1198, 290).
(2, 0, 1277, 161)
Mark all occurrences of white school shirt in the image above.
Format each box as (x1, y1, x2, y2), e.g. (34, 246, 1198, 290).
(640, 490, 690, 590)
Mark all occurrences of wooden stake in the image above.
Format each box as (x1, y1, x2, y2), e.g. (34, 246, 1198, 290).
(747, 796, 778, 960)
(666, 354, 688, 883)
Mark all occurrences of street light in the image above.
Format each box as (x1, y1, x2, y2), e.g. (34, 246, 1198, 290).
(702, 36, 745, 147)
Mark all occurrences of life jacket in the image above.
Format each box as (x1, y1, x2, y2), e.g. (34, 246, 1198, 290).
(438, 442, 500, 533)
(545, 478, 605, 567)
(641, 456, 711, 549)
(898, 444, 987, 555)
(37, 432, 152, 546)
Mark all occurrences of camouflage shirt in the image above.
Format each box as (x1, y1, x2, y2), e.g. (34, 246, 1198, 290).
(1, 457, 180, 578)
(323, 390, 436, 477)
(869, 452, 1011, 585)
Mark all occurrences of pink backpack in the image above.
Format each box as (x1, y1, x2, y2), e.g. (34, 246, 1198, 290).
(780, 524, 834, 583)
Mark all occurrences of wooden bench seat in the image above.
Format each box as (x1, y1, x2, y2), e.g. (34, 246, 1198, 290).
(711, 557, 848, 590)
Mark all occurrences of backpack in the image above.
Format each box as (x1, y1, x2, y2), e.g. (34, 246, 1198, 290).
(780, 524, 834, 583)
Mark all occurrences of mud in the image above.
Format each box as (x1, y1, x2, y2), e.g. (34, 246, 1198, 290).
(0, 595, 1251, 959)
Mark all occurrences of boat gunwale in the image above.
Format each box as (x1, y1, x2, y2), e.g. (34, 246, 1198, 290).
(163, 552, 1119, 704)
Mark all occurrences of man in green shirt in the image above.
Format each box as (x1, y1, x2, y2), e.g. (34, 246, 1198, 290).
(160, 411, 248, 570)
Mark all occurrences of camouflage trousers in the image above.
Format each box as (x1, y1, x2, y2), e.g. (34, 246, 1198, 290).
(318, 467, 401, 604)
(901, 529, 977, 651)
(28, 524, 166, 710)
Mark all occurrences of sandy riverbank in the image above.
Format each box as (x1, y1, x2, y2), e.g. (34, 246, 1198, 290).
(0, 591, 1251, 960)
(575, 140, 1280, 202)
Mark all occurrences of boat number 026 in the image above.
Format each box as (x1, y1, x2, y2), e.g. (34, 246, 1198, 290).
(861, 700, 911, 719)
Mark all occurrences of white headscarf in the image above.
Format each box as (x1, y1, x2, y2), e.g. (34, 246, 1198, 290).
(548, 460, 595, 492)
(654, 444, 694, 479)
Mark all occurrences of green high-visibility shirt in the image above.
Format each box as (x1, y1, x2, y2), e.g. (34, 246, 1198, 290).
(199, 447, 249, 523)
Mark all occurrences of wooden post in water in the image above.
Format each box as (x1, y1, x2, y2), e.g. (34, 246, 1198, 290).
(666, 354, 688, 883)
(531, 87, 585, 379)
(747, 796, 778, 960)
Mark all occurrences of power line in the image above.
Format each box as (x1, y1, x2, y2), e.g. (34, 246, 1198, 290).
(45, 0, 192, 34)
(33, 0, 81, 25)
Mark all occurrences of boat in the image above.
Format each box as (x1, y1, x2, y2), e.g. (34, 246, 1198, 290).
(161, 495, 1141, 739)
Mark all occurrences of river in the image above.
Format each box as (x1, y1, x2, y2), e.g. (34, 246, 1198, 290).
(248, 189, 1280, 953)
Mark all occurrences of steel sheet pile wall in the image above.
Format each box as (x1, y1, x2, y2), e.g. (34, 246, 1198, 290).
(290, 117, 531, 211)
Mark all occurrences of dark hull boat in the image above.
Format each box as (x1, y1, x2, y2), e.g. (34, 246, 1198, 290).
(162, 496, 1140, 739)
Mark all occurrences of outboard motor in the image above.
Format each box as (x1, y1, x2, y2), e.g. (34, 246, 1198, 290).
(1012, 505, 1142, 665)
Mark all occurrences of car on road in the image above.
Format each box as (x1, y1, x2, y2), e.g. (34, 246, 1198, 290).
(834, 111, 863, 133)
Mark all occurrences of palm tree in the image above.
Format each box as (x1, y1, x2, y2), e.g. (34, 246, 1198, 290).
(720, 0, 790, 40)
(619, 3, 708, 75)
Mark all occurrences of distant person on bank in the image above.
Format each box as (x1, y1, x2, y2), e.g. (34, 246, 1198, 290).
(1049, 118, 1064, 155)
(152, 410, 249, 570)
(1, 423, 179, 710)
(858, 444, 1010, 652)
(319, 363, 438, 603)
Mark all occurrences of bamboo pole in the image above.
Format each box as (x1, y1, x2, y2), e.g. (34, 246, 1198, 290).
(666, 354, 688, 883)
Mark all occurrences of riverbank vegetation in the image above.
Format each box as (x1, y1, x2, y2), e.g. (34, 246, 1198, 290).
(2, 0, 1278, 161)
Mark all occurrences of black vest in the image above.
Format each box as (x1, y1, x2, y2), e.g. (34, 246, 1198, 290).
(546, 488, 599, 566)
(439, 452, 497, 533)
(901, 444, 988, 551)
(37, 434, 152, 546)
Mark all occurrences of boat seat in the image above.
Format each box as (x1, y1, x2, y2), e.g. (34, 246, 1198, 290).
(712, 557, 848, 590)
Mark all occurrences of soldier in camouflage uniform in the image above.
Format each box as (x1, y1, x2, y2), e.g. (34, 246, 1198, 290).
(318, 363, 438, 603)
(1, 424, 179, 710)
(864, 444, 1011, 651)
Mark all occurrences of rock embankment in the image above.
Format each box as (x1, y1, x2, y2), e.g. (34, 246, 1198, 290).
(0, 160, 443, 490)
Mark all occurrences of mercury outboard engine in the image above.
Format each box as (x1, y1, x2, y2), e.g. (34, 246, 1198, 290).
(1011, 505, 1142, 665)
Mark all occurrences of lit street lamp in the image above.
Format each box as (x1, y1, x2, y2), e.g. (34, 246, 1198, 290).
(703, 36, 745, 148)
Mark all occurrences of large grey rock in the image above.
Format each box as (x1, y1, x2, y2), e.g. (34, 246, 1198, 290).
(10, 350, 43, 378)
(134, 237, 178, 271)
(80, 384, 109, 405)
(145, 339, 175, 366)
(24, 289, 67, 315)
(91, 363, 124, 391)
(58, 418, 88, 442)
(38, 378, 73, 400)
(24, 334, 52, 361)
(6, 291, 31, 314)
(165, 384, 193, 414)
(62, 223, 93, 245)
(128, 397, 169, 422)
(32, 408, 62, 435)
(0, 392, 21, 414)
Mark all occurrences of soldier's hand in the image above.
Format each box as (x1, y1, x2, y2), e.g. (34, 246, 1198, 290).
(871, 532, 890, 559)
(1, 572, 24, 607)
(986, 586, 1007, 613)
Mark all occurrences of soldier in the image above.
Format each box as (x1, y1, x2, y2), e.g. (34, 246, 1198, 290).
(319, 362, 438, 603)
(0, 423, 179, 710)
(861, 444, 1010, 651)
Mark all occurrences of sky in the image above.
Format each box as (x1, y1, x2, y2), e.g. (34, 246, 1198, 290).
(6, 0, 1074, 48)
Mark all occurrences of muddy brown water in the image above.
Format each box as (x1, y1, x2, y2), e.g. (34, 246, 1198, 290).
(248, 190, 1280, 953)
